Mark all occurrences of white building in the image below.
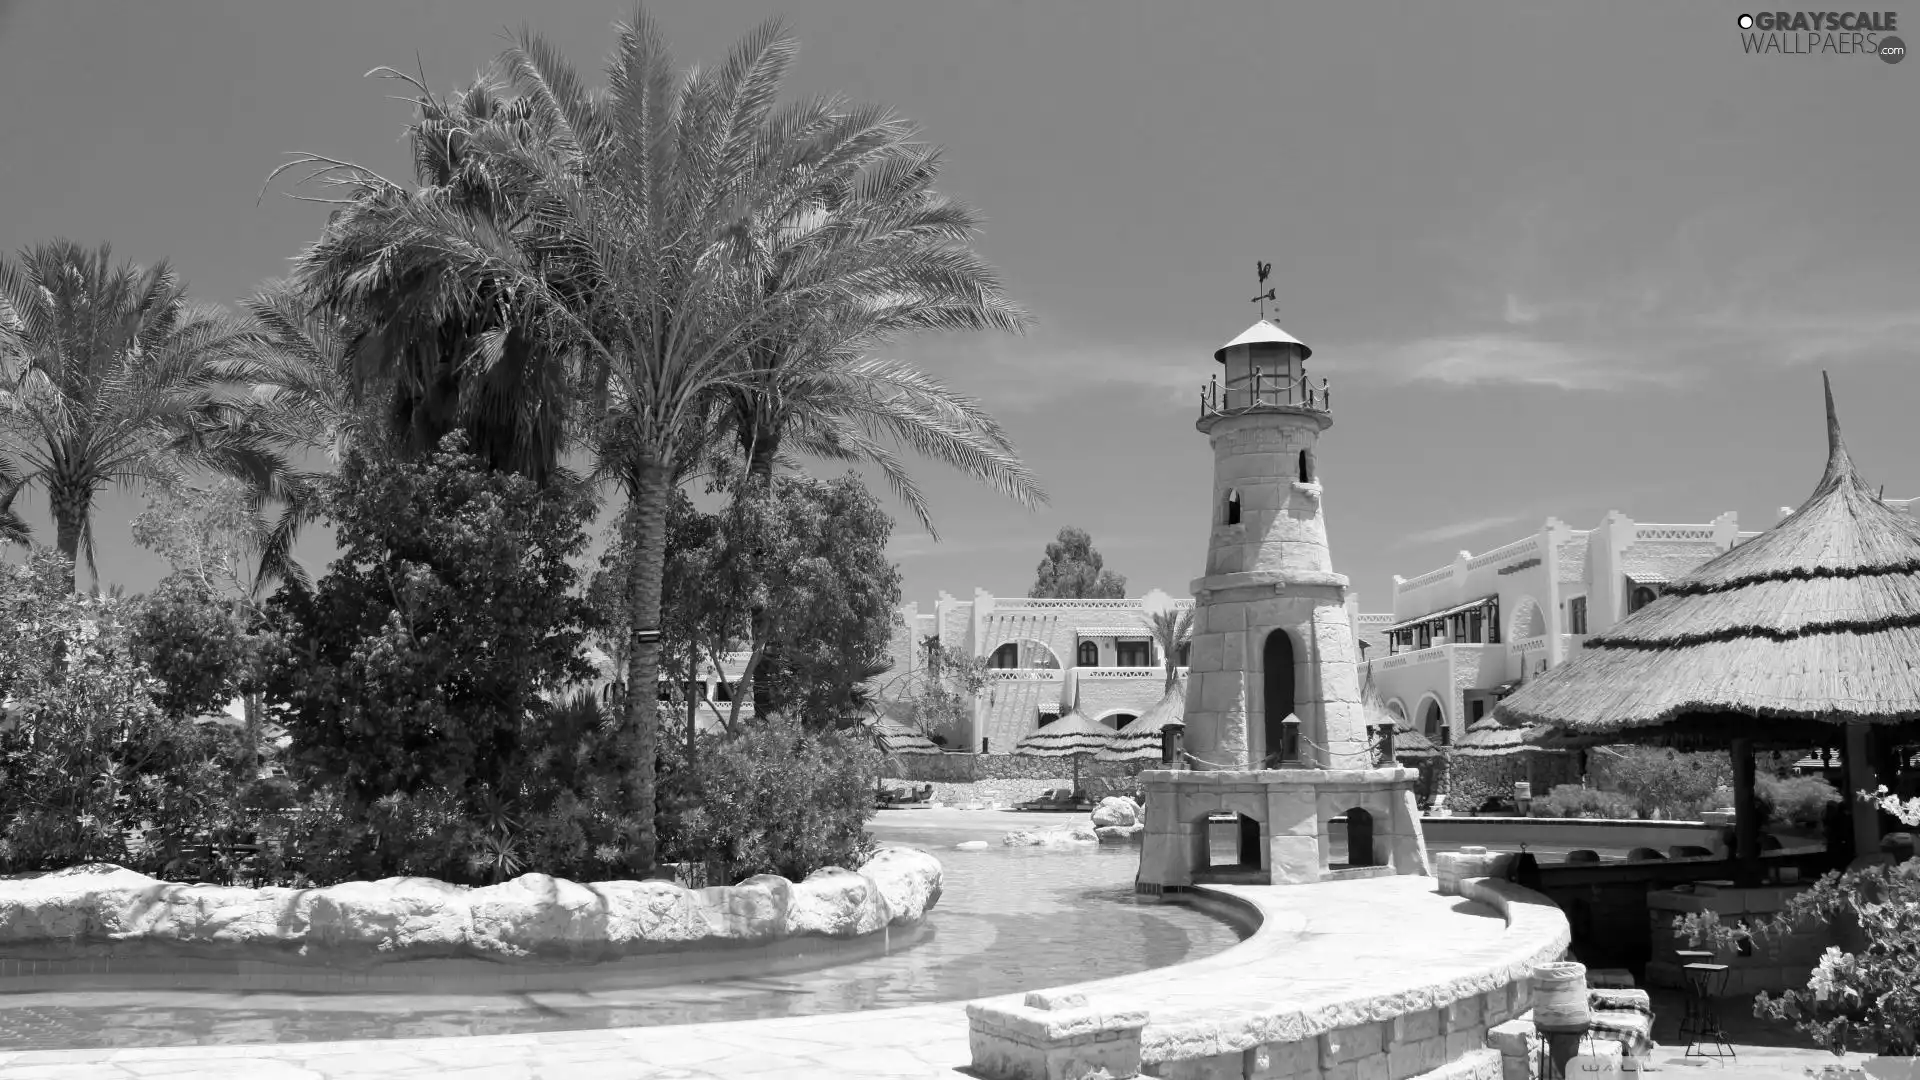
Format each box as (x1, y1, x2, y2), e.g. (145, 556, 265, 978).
(1358, 496, 1918, 751)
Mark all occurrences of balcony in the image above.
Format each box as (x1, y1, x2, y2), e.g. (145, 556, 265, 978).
(1199, 370, 1331, 419)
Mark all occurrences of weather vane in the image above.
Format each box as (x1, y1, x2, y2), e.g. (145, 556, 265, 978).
(1251, 261, 1276, 321)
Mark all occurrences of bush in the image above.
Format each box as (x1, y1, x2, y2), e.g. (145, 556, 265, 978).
(1442, 755, 1527, 813)
(1590, 746, 1733, 819)
(1530, 784, 1636, 820)
(0, 551, 255, 881)
(660, 716, 880, 886)
(1682, 859, 1920, 1056)
(1758, 773, 1841, 829)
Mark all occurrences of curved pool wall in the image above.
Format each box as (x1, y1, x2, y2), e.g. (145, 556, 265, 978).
(965, 874, 1573, 1080)
(1418, 815, 1729, 857)
(0, 846, 940, 987)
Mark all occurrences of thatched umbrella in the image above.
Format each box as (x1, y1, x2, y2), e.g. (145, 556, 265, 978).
(1489, 374, 1920, 874)
(1013, 702, 1117, 797)
(1097, 680, 1186, 762)
(875, 720, 941, 757)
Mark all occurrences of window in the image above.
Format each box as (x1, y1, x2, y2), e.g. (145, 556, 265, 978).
(1467, 611, 1484, 643)
(1225, 488, 1241, 525)
(1037, 711, 1060, 728)
(715, 680, 733, 702)
(989, 642, 1020, 669)
(1115, 639, 1151, 667)
(1298, 449, 1313, 483)
(1077, 640, 1099, 667)
(1176, 641, 1191, 666)
(1416, 624, 1431, 649)
(1568, 596, 1588, 635)
(1487, 602, 1502, 644)
(1630, 586, 1657, 613)
(1448, 614, 1466, 640)
(1470, 698, 1487, 724)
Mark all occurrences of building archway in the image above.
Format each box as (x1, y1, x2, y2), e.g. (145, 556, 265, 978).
(1418, 694, 1448, 747)
(1262, 629, 1296, 765)
(1508, 596, 1546, 642)
(1385, 698, 1408, 723)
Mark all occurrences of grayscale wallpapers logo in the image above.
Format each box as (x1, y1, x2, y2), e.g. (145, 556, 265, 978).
(1737, 11, 1905, 61)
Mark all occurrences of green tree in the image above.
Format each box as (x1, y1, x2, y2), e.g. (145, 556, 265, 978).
(266, 438, 603, 879)
(280, 12, 1034, 875)
(1029, 526, 1127, 599)
(744, 474, 904, 730)
(0, 241, 303, 592)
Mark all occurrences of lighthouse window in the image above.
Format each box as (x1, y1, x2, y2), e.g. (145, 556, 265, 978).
(1224, 488, 1241, 525)
(1298, 449, 1313, 483)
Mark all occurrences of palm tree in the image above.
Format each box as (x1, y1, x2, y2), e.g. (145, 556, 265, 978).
(1147, 605, 1195, 693)
(276, 71, 577, 488)
(0, 241, 297, 591)
(0, 455, 28, 547)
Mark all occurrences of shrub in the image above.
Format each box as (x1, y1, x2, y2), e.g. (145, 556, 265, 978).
(1758, 773, 1841, 829)
(1680, 859, 1920, 1056)
(1530, 784, 1636, 820)
(0, 551, 255, 881)
(660, 716, 880, 886)
(1589, 746, 1733, 819)
(264, 440, 608, 883)
(1442, 754, 1527, 813)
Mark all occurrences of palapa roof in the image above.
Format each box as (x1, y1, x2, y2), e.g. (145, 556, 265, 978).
(1013, 709, 1117, 758)
(874, 721, 942, 756)
(1491, 374, 1920, 748)
(1452, 715, 1558, 757)
(1096, 681, 1186, 761)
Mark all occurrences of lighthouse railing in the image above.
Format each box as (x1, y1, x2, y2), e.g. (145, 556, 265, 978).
(1199, 372, 1332, 417)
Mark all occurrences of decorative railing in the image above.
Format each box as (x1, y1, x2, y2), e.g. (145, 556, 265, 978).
(1467, 536, 1539, 570)
(1399, 565, 1453, 592)
(1632, 525, 1718, 541)
(1372, 647, 1452, 671)
(1074, 667, 1164, 678)
(986, 669, 1064, 681)
(1508, 635, 1548, 655)
(993, 598, 1144, 610)
(1199, 370, 1331, 418)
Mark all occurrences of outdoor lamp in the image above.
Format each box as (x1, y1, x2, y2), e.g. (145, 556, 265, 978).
(1161, 722, 1185, 767)
(1377, 725, 1395, 764)
(1279, 713, 1302, 765)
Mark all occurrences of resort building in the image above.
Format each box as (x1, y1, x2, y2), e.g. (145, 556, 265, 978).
(1359, 496, 1915, 752)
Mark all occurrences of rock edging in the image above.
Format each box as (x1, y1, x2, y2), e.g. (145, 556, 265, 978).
(0, 845, 941, 969)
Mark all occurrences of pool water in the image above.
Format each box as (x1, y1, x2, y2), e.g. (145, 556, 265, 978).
(0, 817, 1247, 1050)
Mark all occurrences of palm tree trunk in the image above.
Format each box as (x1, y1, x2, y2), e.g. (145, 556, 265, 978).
(620, 457, 674, 877)
(685, 652, 699, 760)
(49, 477, 90, 592)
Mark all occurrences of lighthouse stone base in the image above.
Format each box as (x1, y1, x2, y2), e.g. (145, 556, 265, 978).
(1136, 767, 1430, 891)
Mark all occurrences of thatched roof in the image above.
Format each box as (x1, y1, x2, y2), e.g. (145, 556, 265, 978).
(1013, 710, 1117, 758)
(1452, 715, 1559, 756)
(1492, 374, 1920, 748)
(1096, 681, 1186, 761)
(874, 721, 941, 756)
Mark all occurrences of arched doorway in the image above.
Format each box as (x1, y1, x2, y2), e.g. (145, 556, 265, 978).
(1421, 698, 1448, 747)
(1337, 807, 1375, 868)
(1262, 630, 1295, 765)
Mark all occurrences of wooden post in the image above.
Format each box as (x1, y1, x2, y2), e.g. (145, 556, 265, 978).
(1731, 737, 1760, 886)
(1845, 722, 1880, 866)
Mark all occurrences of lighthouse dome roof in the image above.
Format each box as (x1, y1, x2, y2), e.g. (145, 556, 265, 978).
(1214, 319, 1312, 363)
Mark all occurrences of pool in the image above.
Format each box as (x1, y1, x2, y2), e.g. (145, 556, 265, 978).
(0, 815, 1247, 1050)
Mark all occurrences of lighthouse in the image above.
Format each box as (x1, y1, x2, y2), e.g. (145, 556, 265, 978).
(1137, 296, 1429, 891)
(1184, 318, 1368, 771)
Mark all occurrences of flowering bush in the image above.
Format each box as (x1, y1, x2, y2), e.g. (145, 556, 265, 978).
(0, 551, 256, 880)
(1676, 854, 1920, 1056)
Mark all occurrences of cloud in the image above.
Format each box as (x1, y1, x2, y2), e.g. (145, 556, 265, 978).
(1393, 513, 1527, 549)
(1346, 333, 1692, 393)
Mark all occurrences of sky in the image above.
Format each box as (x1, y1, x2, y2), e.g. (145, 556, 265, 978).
(3, 1, 1918, 613)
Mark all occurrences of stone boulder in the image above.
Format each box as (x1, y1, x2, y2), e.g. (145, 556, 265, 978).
(1090, 796, 1141, 829)
(1002, 824, 1100, 847)
(1094, 825, 1145, 845)
(0, 847, 943, 967)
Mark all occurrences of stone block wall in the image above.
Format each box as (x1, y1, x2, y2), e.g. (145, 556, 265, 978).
(1645, 883, 1834, 995)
